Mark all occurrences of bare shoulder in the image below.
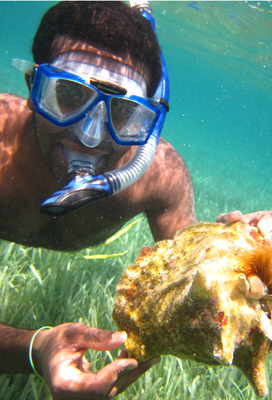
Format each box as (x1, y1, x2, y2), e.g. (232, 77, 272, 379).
(158, 138, 190, 171)
(0, 94, 30, 137)
(0, 93, 28, 110)
(0, 94, 29, 123)
(145, 138, 193, 199)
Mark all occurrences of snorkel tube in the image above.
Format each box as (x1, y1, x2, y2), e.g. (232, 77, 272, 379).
(40, 0, 169, 216)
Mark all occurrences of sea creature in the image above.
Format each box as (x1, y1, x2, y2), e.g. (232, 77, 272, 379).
(113, 221, 272, 397)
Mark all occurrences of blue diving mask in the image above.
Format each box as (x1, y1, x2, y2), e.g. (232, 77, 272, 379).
(29, 57, 164, 146)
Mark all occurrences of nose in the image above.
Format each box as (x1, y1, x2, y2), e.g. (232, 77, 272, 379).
(73, 101, 107, 148)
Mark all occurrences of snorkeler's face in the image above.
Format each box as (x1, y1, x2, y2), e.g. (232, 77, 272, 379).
(28, 41, 148, 183)
(33, 111, 129, 184)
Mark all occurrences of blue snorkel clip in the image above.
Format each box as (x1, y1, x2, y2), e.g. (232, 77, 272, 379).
(40, 0, 169, 216)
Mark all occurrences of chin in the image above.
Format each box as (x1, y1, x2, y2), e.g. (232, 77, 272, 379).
(50, 164, 69, 184)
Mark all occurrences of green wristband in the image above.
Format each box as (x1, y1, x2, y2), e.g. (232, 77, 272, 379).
(29, 326, 52, 380)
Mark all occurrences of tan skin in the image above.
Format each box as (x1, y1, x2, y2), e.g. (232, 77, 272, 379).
(1, 37, 272, 399)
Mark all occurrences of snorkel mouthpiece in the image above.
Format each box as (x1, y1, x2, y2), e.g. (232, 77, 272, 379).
(40, 157, 113, 215)
(40, 174, 112, 215)
(40, 0, 169, 216)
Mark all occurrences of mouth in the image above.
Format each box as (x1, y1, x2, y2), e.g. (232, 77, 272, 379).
(59, 142, 103, 169)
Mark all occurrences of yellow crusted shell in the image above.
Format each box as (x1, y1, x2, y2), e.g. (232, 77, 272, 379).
(113, 221, 272, 398)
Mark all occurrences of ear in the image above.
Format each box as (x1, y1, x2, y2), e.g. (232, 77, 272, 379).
(25, 72, 34, 111)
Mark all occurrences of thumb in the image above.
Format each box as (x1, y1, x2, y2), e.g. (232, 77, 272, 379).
(62, 358, 138, 396)
(94, 358, 138, 393)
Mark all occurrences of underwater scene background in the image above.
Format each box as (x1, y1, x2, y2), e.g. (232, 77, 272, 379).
(0, 1, 272, 399)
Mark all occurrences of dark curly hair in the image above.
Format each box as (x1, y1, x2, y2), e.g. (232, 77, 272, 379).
(32, 1, 162, 97)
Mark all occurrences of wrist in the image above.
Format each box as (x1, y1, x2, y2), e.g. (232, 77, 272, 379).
(0, 324, 36, 374)
(29, 326, 52, 379)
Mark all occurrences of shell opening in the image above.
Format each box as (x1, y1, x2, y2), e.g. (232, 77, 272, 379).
(237, 244, 272, 299)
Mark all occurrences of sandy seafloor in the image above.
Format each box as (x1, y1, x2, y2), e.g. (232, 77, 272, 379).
(0, 1, 271, 221)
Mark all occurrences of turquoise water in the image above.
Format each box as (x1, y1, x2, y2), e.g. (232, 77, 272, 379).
(0, 3, 272, 399)
(0, 1, 272, 221)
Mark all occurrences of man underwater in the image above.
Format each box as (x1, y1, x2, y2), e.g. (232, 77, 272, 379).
(1, 1, 272, 398)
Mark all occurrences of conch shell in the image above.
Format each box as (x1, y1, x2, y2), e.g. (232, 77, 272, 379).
(113, 222, 272, 397)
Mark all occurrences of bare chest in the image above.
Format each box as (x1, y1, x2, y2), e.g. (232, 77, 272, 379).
(0, 192, 142, 251)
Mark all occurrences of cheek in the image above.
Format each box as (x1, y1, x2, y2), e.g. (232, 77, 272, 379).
(112, 146, 131, 167)
(98, 145, 131, 174)
(36, 114, 66, 134)
(112, 143, 130, 159)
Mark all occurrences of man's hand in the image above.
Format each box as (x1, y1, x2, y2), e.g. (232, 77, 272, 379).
(216, 211, 272, 246)
(34, 323, 160, 399)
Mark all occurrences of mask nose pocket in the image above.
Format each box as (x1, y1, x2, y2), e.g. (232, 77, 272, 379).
(73, 101, 107, 148)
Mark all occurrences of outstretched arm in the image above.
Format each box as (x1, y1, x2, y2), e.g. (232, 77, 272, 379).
(0, 322, 160, 399)
(145, 140, 197, 241)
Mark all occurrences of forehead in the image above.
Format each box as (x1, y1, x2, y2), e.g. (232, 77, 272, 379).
(52, 51, 147, 97)
(49, 36, 150, 84)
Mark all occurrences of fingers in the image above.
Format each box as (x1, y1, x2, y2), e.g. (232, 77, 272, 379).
(264, 233, 272, 247)
(37, 322, 161, 399)
(116, 356, 161, 393)
(216, 211, 243, 224)
(50, 356, 160, 399)
(234, 211, 272, 226)
(257, 214, 272, 237)
(56, 358, 138, 397)
(48, 358, 138, 398)
(57, 323, 128, 352)
(257, 214, 272, 246)
(72, 349, 93, 372)
(96, 357, 138, 386)
(35, 323, 130, 388)
(85, 329, 127, 352)
(216, 211, 272, 247)
(105, 356, 161, 398)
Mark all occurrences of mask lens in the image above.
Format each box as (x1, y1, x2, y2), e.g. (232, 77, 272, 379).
(55, 79, 97, 115)
(111, 98, 138, 129)
(110, 98, 158, 143)
(32, 67, 98, 125)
